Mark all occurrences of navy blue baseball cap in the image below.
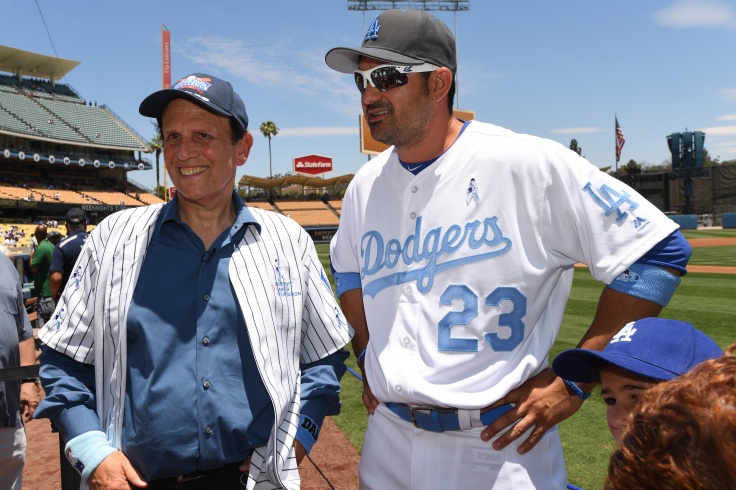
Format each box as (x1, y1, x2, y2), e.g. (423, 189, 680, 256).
(552, 318, 723, 383)
(139, 73, 248, 130)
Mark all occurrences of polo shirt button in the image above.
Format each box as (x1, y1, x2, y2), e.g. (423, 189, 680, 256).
(410, 212, 416, 219)
(203, 380, 210, 389)
(203, 336, 210, 345)
(205, 426, 212, 434)
(395, 385, 402, 393)
(203, 294, 210, 301)
(411, 186, 418, 193)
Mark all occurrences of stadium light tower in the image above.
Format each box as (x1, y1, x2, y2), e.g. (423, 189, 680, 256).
(348, 1, 470, 109)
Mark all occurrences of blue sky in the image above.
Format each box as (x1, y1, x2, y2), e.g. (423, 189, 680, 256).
(3, 0, 736, 189)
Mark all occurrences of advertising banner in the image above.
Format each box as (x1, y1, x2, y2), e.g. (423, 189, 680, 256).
(162, 26, 171, 89)
(293, 155, 333, 176)
(170, 186, 177, 200)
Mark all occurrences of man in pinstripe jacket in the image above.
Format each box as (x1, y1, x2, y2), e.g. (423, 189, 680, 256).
(34, 73, 353, 490)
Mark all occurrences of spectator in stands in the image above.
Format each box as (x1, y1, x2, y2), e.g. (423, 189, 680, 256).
(605, 345, 736, 490)
(49, 208, 89, 302)
(552, 318, 723, 445)
(40, 195, 44, 202)
(47, 230, 62, 247)
(0, 252, 40, 490)
(30, 224, 55, 323)
(29, 235, 37, 249)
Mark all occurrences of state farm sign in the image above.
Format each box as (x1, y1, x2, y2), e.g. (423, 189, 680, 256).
(293, 154, 333, 176)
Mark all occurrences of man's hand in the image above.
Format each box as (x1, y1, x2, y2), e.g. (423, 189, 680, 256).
(19, 382, 41, 422)
(88, 451, 147, 490)
(480, 369, 583, 454)
(361, 369, 379, 415)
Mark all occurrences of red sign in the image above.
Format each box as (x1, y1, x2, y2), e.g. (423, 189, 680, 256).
(162, 27, 171, 89)
(293, 155, 333, 176)
(169, 186, 176, 200)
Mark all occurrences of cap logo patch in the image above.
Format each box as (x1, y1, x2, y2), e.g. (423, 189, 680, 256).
(174, 76, 212, 94)
(365, 17, 380, 41)
(610, 322, 637, 343)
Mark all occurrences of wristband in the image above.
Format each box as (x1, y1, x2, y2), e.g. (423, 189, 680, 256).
(563, 379, 590, 400)
(21, 378, 39, 384)
(296, 414, 320, 454)
(65, 430, 116, 482)
(356, 348, 367, 365)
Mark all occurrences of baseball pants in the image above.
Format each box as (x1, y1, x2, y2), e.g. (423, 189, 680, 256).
(0, 425, 26, 490)
(359, 403, 567, 490)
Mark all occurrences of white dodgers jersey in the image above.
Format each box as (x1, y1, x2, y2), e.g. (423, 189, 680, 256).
(330, 121, 677, 409)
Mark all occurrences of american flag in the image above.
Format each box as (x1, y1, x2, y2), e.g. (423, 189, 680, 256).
(615, 116, 625, 163)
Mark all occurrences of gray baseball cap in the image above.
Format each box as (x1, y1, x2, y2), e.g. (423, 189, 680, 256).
(325, 9, 456, 75)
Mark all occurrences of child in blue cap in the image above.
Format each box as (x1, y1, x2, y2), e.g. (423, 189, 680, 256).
(552, 317, 722, 445)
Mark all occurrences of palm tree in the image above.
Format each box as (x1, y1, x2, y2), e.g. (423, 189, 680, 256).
(259, 121, 279, 179)
(150, 135, 163, 198)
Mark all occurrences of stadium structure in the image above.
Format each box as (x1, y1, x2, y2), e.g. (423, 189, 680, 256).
(0, 45, 163, 226)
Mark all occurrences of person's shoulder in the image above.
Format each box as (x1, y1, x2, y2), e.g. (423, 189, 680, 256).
(463, 121, 567, 156)
(92, 204, 164, 241)
(349, 146, 397, 187)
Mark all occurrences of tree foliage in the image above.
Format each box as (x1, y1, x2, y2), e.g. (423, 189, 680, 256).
(569, 139, 582, 156)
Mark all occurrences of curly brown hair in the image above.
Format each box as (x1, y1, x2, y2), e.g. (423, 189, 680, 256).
(606, 344, 736, 490)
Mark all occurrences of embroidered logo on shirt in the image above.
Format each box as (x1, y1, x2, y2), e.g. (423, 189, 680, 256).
(272, 259, 302, 297)
(335, 307, 343, 327)
(633, 217, 650, 232)
(611, 322, 637, 343)
(582, 182, 639, 223)
(50, 307, 66, 330)
(466, 178, 480, 206)
(72, 265, 82, 288)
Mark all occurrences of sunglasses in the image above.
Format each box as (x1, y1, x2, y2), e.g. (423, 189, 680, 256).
(353, 63, 440, 93)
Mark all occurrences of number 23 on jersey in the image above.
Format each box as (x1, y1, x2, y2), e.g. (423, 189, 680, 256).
(438, 285, 527, 353)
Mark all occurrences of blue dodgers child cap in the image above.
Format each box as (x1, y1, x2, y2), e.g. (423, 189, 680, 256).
(139, 73, 248, 130)
(552, 318, 723, 383)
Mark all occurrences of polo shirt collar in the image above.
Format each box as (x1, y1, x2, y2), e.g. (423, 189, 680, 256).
(159, 191, 261, 237)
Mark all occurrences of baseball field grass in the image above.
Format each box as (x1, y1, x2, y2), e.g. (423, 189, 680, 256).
(314, 242, 736, 490)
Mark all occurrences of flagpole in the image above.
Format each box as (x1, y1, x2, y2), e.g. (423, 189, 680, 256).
(614, 113, 618, 179)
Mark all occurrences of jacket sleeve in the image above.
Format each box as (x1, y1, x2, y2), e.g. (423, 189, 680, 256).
(38, 226, 101, 365)
(299, 228, 354, 364)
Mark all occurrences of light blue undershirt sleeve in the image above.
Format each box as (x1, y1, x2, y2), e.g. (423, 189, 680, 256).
(606, 263, 681, 307)
(297, 349, 349, 453)
(330, 258, 361, 297)
(65, 430, 116, 482)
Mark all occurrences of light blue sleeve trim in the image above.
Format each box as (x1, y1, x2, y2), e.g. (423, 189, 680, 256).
(65, 430, 116, 482)
(606, 263, 681, 307)
(333, 271, 361, 297)
(296, 414, 320, 454)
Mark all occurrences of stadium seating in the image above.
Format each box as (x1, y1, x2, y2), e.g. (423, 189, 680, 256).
(246, 202, 276, 210)
(275, 201, 332, 211)
(0, 106, 41, 137)
(0, 91, 88, 143)
(37, 99, 143, 149)
(283, 210, 339, 226)
(328, 200, 342, 210)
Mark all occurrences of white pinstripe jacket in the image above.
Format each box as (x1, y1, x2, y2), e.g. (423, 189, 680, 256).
(38, 203, 353, 490)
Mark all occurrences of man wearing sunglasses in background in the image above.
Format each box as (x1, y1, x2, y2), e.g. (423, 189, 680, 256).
(326, 8, 692, 490)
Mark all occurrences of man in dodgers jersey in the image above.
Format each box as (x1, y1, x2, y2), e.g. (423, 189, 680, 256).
(325, 9, 691, 489)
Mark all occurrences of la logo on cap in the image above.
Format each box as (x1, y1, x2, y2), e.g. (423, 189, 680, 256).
(611, 322, 637, 343)
(365, 17, 380, 41)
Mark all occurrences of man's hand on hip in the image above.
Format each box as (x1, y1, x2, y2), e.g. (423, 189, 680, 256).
(88, 451, 147, 490)
(479, 368, 583, 454)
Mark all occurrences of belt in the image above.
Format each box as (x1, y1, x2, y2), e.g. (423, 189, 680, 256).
(385, 402, 514, 433)
(171, 461, 242, 483)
